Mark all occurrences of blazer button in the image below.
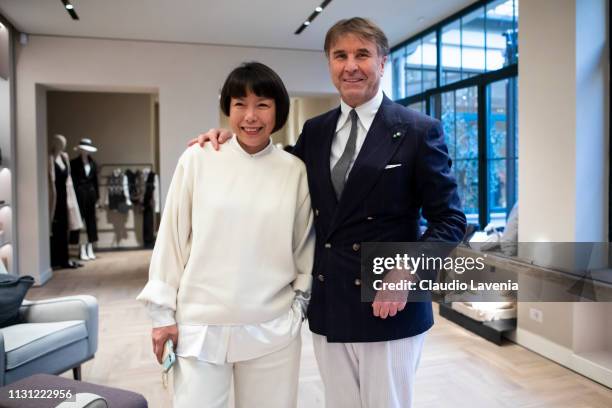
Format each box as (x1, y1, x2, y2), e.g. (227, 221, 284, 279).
(352, 243, 361, 251)
(315, 209, 319, 216)
(318, 274, 325, 282)
(367, 216, 374, 220)
(354, 278, 361, 286)
(325, 243, 332, 249)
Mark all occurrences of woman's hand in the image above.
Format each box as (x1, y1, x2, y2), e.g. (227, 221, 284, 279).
(152, 324, 178, 364)
(187, 128, 233, 150)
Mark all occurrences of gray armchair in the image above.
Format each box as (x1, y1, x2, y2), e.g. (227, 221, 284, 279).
(0, 295, 99, 386)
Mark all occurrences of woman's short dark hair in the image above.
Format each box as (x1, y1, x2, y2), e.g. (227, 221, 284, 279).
(220, 62, 290, 133)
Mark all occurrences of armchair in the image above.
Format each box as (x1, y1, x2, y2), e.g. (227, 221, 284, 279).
(0, 295, 98, 386)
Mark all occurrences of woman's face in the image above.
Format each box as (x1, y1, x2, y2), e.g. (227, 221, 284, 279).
(229, 91, 276, 154)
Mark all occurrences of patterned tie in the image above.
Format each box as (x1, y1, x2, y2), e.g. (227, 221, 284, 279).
(331, 109, 359, 199)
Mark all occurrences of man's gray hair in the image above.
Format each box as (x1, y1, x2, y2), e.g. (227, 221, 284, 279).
(324, 17, 390, 57)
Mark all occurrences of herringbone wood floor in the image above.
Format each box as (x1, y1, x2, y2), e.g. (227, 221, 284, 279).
(27, 250, 612, 408)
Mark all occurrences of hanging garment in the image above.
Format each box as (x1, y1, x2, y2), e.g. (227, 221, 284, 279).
(66, 171, 84, 231)
(134, 169, 146, 205)
(142, 170, 158, 247)
(49, 153, 83, 232)
(50, 155, 69, 267)
(125, 169, 141, 204)
(70, 155, 99, 243)
(107, 171, 127, 212)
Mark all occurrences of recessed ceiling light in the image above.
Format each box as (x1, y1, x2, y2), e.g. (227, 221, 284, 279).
(304, 21, 311, 26)
(65, 4, 74, 9)
(315, 7, 323, 12)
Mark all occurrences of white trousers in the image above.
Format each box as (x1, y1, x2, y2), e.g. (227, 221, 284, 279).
(173, 335, 301, 408)
(312, 332, 426, 408)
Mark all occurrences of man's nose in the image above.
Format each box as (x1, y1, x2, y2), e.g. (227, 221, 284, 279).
(344, 56, 358, 72)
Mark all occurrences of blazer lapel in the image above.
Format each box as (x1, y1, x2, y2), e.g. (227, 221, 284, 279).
(327, 97, 408, 235)
(312, 107, 341, 211)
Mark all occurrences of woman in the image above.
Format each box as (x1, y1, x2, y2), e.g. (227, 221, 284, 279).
(137, 62, 314, 408)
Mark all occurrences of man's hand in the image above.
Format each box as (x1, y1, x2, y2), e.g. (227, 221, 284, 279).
(372, 300, 406, 319)
(187, 128, 233, 151)
(152, 324, 178, 364)
(372, 268, 413, 319)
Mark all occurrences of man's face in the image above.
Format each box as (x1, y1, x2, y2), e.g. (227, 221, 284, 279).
(327, 33, 387, 108)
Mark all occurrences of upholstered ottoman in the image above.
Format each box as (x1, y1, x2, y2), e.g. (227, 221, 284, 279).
(0, 374, 148, 408)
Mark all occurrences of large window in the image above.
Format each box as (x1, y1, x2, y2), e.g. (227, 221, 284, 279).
(487, 78, 518, 225)
(392, 0, 519, 228)
(391, 32, 437, 100)
(440, 87, 480, 224)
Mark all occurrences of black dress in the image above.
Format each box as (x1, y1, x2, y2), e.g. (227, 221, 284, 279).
(70, 155, 99, 243)
(50, 156, 70, 267)
(142, 171, 156, 247)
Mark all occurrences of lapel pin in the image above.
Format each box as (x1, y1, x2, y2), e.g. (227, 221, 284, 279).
(392, 131, 402, 139)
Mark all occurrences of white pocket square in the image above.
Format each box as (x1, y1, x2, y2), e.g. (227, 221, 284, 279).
(384, 164, 402, 169)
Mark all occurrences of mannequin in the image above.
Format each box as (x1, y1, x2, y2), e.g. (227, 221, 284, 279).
(70, 138, 100, 261)
(49, 134, 83, 269)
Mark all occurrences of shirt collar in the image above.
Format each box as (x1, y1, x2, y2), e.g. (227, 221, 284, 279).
(230, 135, 274, 158)
(336, 87, 384, 132)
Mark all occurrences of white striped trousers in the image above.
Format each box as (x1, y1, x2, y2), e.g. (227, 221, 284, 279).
(312, 332, 426, 408)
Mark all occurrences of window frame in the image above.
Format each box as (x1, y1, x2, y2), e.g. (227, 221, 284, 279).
(390, 0, 518, 229)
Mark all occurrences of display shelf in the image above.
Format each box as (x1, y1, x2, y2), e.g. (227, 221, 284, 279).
(454, 246, 612, 388)
(0, 243, 12, 273)
(0, 18, 15, 276)
(439, 302, 516, 345)
(0, 204, 12, 244)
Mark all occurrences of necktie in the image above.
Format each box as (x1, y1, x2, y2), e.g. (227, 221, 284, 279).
(331, 109, 359, 199)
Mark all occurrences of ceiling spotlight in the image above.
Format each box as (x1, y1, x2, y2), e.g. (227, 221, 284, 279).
(295, 0, 333, 34)
(60, 0, 79, 20)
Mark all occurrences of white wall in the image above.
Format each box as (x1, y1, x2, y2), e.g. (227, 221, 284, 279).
(518, 0, 608, 243)
(47, 91, 156, 166)
(15, 35, 336, 283)
(516, 0, 609, 354)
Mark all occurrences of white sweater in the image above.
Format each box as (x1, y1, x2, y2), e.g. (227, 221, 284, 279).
(137, 138, 314, 325)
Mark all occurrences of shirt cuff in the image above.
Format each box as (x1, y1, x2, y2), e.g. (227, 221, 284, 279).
(147, 302, 177, 328)
(136, 279, 178, 310)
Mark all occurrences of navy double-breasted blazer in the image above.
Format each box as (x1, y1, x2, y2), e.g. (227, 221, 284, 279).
(293, 95, 466, 342)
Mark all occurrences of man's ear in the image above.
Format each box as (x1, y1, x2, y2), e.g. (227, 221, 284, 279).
(379, 55, 388, 76)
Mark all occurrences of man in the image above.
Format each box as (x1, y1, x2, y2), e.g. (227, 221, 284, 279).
(194, 17, 465, 408)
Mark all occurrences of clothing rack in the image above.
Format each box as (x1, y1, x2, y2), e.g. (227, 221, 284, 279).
(95, 163, 160, 249)
(98, 163, 155, 186)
